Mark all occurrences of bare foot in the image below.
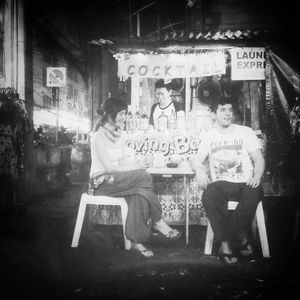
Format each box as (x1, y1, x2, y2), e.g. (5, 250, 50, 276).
(153, 219, 172, 235)
(218, 241, 238, 264)
(239, 241, 254, 257)
(131, 243, 154, 258)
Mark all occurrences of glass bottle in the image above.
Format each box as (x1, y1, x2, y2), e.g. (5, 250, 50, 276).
(135, 105, 141, 131)
(169, 108, 177, 130)
(140, 105, 149, 131)
(126, 105, 133, 132)
(158, 111, 168, 131)
(176, 111, 186, 131)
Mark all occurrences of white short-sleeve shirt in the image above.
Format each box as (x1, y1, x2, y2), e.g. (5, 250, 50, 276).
(197, 124, 261, 183)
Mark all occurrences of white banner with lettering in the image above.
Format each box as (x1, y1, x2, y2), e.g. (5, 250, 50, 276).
(231, 47, 266, 80)
(118, 52, 226, 79)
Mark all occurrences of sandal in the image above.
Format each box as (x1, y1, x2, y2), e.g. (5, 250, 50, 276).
(238, 241, 254, 257)
(153, 229, 182, 240)
(131, 243, 154, 258)
(218, 253, 238, 265)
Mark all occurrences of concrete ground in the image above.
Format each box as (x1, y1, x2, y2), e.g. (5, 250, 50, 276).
(0, 183, 299, 300)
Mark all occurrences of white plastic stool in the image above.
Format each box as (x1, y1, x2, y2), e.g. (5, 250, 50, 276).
(204, 201, 270, 258)
(71, 193, 131, 250)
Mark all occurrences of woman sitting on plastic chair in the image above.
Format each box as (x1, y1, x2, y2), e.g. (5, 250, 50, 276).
(89, 96, 181, 258)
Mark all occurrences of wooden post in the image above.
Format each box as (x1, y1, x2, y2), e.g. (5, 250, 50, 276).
(185, 77, 191, 113)
(137, 13, 140, 37)
(4, 0, 25, 94)
(131, 77, 140, 110)
(249, 81, 260, 130)
(129, 0, 133, 38)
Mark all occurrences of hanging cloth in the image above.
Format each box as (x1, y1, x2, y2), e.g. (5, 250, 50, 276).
(269, 50, 300, 94)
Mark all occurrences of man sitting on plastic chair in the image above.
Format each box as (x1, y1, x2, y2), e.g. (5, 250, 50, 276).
(191, 96, 265, 265)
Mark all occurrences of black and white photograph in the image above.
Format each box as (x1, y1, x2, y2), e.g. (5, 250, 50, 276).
(0, 0, 299, 299)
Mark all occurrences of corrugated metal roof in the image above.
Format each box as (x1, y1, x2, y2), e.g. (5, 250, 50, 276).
(91, 29, 272, 46)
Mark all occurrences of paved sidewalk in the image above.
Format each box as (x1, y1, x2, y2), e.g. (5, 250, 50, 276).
(0, 183, 299, 299)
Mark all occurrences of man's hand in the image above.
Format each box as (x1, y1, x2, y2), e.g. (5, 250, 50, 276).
(195, 169, 211, 190)
(246, 176, 261, 188)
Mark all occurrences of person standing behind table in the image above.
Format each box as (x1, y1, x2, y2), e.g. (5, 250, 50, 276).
(149, 79, 183, 129)
(191, 96, 265, 265)
(89, 97, 182, 258)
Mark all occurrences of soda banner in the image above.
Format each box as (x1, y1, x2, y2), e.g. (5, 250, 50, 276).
(125, 133, 200, 155)
(123, 130, 203, 167)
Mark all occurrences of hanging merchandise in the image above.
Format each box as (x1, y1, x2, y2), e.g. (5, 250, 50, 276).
(290, 97, 300, 137)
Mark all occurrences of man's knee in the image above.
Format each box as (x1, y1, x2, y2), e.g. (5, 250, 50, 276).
(242, 184, 263, 202)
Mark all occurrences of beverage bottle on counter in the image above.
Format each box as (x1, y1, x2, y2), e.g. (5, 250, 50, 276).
(158, 111, 168, 131)
(134, 105, 141, 131)
(126, 105, 133, 132)
(169, 108, 177, 130)
(177, 111, 186, 131)
(140, 106, 149, 131)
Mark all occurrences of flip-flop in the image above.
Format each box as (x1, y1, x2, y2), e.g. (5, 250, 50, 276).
(131, 244, 154, 258)
(238, 241, 255, 257)
(153, 229, 182, 240)
(237, 242, 257, 262)
(218, 253, 238, 265)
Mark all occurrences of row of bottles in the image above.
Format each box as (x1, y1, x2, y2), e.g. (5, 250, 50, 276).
(157, 110, 212, 133)
(125, 105, 149, 132)
(123, 105, 212, 133)
(157, 109, 178, 131)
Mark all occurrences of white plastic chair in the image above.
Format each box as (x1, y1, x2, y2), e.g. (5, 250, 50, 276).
(204, 201, 270, 258)
(71, 193, 131, 250)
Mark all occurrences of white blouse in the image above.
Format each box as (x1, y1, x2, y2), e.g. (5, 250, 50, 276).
(89, 128, 123, 177)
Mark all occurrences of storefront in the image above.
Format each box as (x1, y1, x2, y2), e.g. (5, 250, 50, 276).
(89, 31, 298, 227)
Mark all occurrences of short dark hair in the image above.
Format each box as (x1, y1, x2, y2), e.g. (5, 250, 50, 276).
(97, 97, 127, 125)
(210, 96, 235, 113)
(155, 79, 173, 91)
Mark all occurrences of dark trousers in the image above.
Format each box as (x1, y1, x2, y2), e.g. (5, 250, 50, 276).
(94, 169, 162, 243)
(202, 181, 263, 243)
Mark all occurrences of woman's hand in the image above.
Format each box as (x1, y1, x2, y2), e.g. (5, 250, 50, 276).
(195, 168, 211, 190)
(137, 158, 152, 169)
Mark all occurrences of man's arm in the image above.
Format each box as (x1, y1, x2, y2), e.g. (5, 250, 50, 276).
(190, 151, 211, 190)
(148, 104, 157, 126)
(248, 149, 265, 188)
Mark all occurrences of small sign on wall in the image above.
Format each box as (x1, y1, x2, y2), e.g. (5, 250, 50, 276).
(231, 48, 265, 80)
(46, 67, 67, 87)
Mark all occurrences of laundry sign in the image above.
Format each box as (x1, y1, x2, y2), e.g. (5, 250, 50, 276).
(231, 48, 266, 80)
(117, 52, 226, 80)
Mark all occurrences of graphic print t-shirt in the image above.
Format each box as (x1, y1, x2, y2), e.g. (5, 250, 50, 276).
(197, 125, 261, 183)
